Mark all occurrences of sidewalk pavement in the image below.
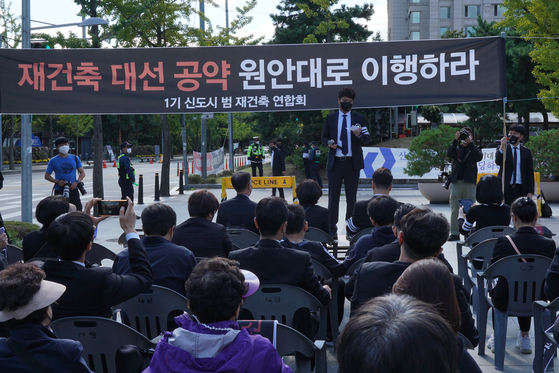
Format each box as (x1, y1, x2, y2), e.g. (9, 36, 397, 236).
(93, 184, 559, 373)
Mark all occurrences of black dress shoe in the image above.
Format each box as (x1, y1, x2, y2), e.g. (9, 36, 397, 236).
(448, 234, 460, 241)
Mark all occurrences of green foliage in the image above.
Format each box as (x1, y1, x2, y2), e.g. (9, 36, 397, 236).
(0, 0, 20, 48)
(420, 106, 442, 126)
(4, 221, 40, 248)
(285, 144, 328, 169)
(469, 15, 500, 37)
(458, 102, 503, 141)
(404, 125, 456, 176)
(529, 130, 559, 179)
(440, 29, 465, 39)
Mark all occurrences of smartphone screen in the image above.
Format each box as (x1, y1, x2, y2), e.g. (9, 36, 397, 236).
(97, 200, 128, 216)
(459, 199, 474, 214)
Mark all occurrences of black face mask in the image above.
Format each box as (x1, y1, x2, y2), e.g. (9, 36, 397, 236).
(509, 135, 519, 145)
(340, 101, 353, 112)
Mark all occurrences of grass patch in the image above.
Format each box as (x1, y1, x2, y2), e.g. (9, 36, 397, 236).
(4, 221, 40, 248)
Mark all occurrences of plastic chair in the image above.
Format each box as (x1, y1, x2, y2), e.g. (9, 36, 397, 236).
(459, 238, 498, 313)
(311, 259, 339, 344)
(240, 284, 327, 373)
(226, 228, 260, 249)
(456, 226, 515, 280)
(113, 285, 188, 340)
(51, 316, 156, 373)
(5, 244, 23, 264)
(238, 320, 319, 373)
(476, 255, 552, 370)
(533, 298, 559, 373)
(87, 243, 116, 265)
(349, 227, 373, 246)
(304, 227, 338, 258)
(346, 257, 365, 277)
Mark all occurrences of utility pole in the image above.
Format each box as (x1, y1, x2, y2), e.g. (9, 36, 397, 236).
(199, 0, 207, 178)
(226, 0, 234, 172)
(21, 0, 33, 223)
(181, 114, 189, 189)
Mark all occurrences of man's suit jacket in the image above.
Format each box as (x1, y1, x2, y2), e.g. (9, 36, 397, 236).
(172, 217, 233, 258)
(271, 148, 285, 176)
(42, 238, 153, 320)
(229, 239, 330, 306)
(216, 194, 258, 234)
(281, 239, 345, 278)
(300, 203, 330, 234)
(321, 111, 369, 171)
(113, 236, 196, 296)
(495, 144, 534, 196)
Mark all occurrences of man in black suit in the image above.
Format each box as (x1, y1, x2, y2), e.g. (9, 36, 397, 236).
(269, 140, 286, 199)
(496, 124, 534, 205)
(216, 171, 258, 234)
(346, 208, 479, 347)
(42, 198, 153, 320)
(229, 197, 331, 307)
(345, 167, 393, 237)
(321, 87, 370, 237)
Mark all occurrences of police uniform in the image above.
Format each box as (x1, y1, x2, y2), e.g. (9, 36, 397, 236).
(302, 142, 311, 179)
(118, 142, 136, 201)
(248, 141, 265, 177)
(309, 142, 323, 188)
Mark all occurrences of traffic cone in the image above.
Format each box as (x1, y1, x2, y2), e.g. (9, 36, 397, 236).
(150, 157, 153, 164)
(113, 160, 117, 167)
(103, 160, 107, 168)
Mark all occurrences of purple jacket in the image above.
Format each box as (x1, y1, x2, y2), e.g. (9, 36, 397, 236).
(143, 314, 293, 373)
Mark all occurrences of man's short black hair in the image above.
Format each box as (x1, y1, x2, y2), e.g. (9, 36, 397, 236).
(269, 140, 277, 146)
(400, 208, 449, 261)
(47, 211, 95, 261)
(188, 190, 219, 218)
(476, 175, 503, 205)
(255, 197, 288, 237)
(393, 203, 416, 231)
(141, 203, 176, 236)
(372, 167, 393, 190)
(338, 87, 356, 100)
(286, 204, 306, 235)
(186, 257, 246, 324)
(231, 171, 251, 193)
(54, 137, 69, 147)
(295, 179, 323, 205)
(509, 124, 525, 136)
(276, 138, 282, 143)
(367, 195, 399, 226)
(337, 294, 458, 373)
(511, 197, 538, 223)
(35, 195, 70, 229)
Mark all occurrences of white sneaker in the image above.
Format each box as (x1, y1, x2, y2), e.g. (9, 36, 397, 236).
(516, 332, 532, 354)
(487, 333, 495, 353)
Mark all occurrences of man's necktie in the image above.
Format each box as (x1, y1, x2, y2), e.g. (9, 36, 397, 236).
(512, 146, 518, 184)
(341, 114, 348, 155)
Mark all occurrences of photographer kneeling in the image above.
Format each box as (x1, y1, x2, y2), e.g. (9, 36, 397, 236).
(446, 127, 483, 241)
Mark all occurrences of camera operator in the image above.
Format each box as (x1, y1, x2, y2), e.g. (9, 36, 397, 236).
(446, 127, 483, 241)
(44, 137, 86, 211)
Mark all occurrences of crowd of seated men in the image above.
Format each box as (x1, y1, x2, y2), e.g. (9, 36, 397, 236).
(1, 167, 559, 372)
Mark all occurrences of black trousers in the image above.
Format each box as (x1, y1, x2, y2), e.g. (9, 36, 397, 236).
(251, 162, 263, 177)
(119, 178, 134, 201)
(304, 163, 311, 179)
(327, 157, 359, 236)
(504, 184, 525, 206)
(310, 164, 323, 188)
(272, 172, 285, 199)
(54, 188, 82, 211)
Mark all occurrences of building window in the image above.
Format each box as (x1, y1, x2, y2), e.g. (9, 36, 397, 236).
(494, 5, 506, 17)
(411, 0, 420, 3)
(464, 5, 480, 18)
(411, 31, 420, 40)
(411, 11, 420, 23)
(440, 27, 449, 36)
(464, 26, 475, 37)
(440, 6, 451, 19)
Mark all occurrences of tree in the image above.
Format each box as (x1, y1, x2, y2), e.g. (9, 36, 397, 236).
(420, 106, 442, 127)
(0, 0, 20, 48)
(501, 0, 559, 118)
(58, 115, 94, 155)
(440, 29, 465, 39)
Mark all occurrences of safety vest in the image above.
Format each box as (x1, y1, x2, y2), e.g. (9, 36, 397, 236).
(248, 144, 265, 162)
(117, 153, 135, 180)
(311, 147, 321, 164)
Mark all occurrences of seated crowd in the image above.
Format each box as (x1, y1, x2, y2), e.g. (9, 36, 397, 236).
(1, 168, 559, 372)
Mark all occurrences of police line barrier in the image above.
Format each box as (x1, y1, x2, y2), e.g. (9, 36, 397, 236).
(221, 176, 297, 203)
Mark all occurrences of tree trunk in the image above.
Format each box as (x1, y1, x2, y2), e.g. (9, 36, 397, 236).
(9, 116, 14, 170)
(542, 111, 549, 131)
(93, 115, 104, 199)
(523, 112, 530, 142)
(160, 114, 171, 197)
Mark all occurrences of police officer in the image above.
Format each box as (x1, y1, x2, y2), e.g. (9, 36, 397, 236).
(309, 141, 323, 188)
(118, 142, 136, 201)
(247, 136, 265, 177)
(302, 141, 311, 179)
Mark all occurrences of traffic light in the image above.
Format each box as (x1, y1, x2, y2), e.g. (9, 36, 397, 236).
(30, 41, 50, 49)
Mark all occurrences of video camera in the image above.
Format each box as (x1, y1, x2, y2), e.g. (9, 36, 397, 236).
(458, 129, 470, 141)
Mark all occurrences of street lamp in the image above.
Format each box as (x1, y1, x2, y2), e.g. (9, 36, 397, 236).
(20, 0, 108, 223)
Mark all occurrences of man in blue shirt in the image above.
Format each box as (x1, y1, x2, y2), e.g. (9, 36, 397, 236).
(44, 137, 85, 211)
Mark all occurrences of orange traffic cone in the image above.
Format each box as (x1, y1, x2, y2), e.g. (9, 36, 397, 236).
(113, 160, 117, 167)
(103, 160, 107, 168)
(150, 157, 153, 164)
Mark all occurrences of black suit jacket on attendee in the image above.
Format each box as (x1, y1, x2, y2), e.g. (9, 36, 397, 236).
(22, 229, 57, 262)
(216, 194, 258, 234)
(172, 217, 234, 258)
(281, 239, 345, 277)
(321, 111, 369, 171)
(495, 144, 535, 196)
(271, 148, 285, 176)
(346, 198, 373, 234)
(42, 238, 153, 320)
(113, 236, 197, 296)
(447, 140, 483, 184)
(350, 260, 479, 347)
(229, 239, 330, 306)
(300, 203, 330, 234)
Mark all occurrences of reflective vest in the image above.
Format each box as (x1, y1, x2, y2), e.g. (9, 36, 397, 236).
(310, 147, 321, 164)
(248, 144, 265, 162)
(117, 153, 135, 180)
